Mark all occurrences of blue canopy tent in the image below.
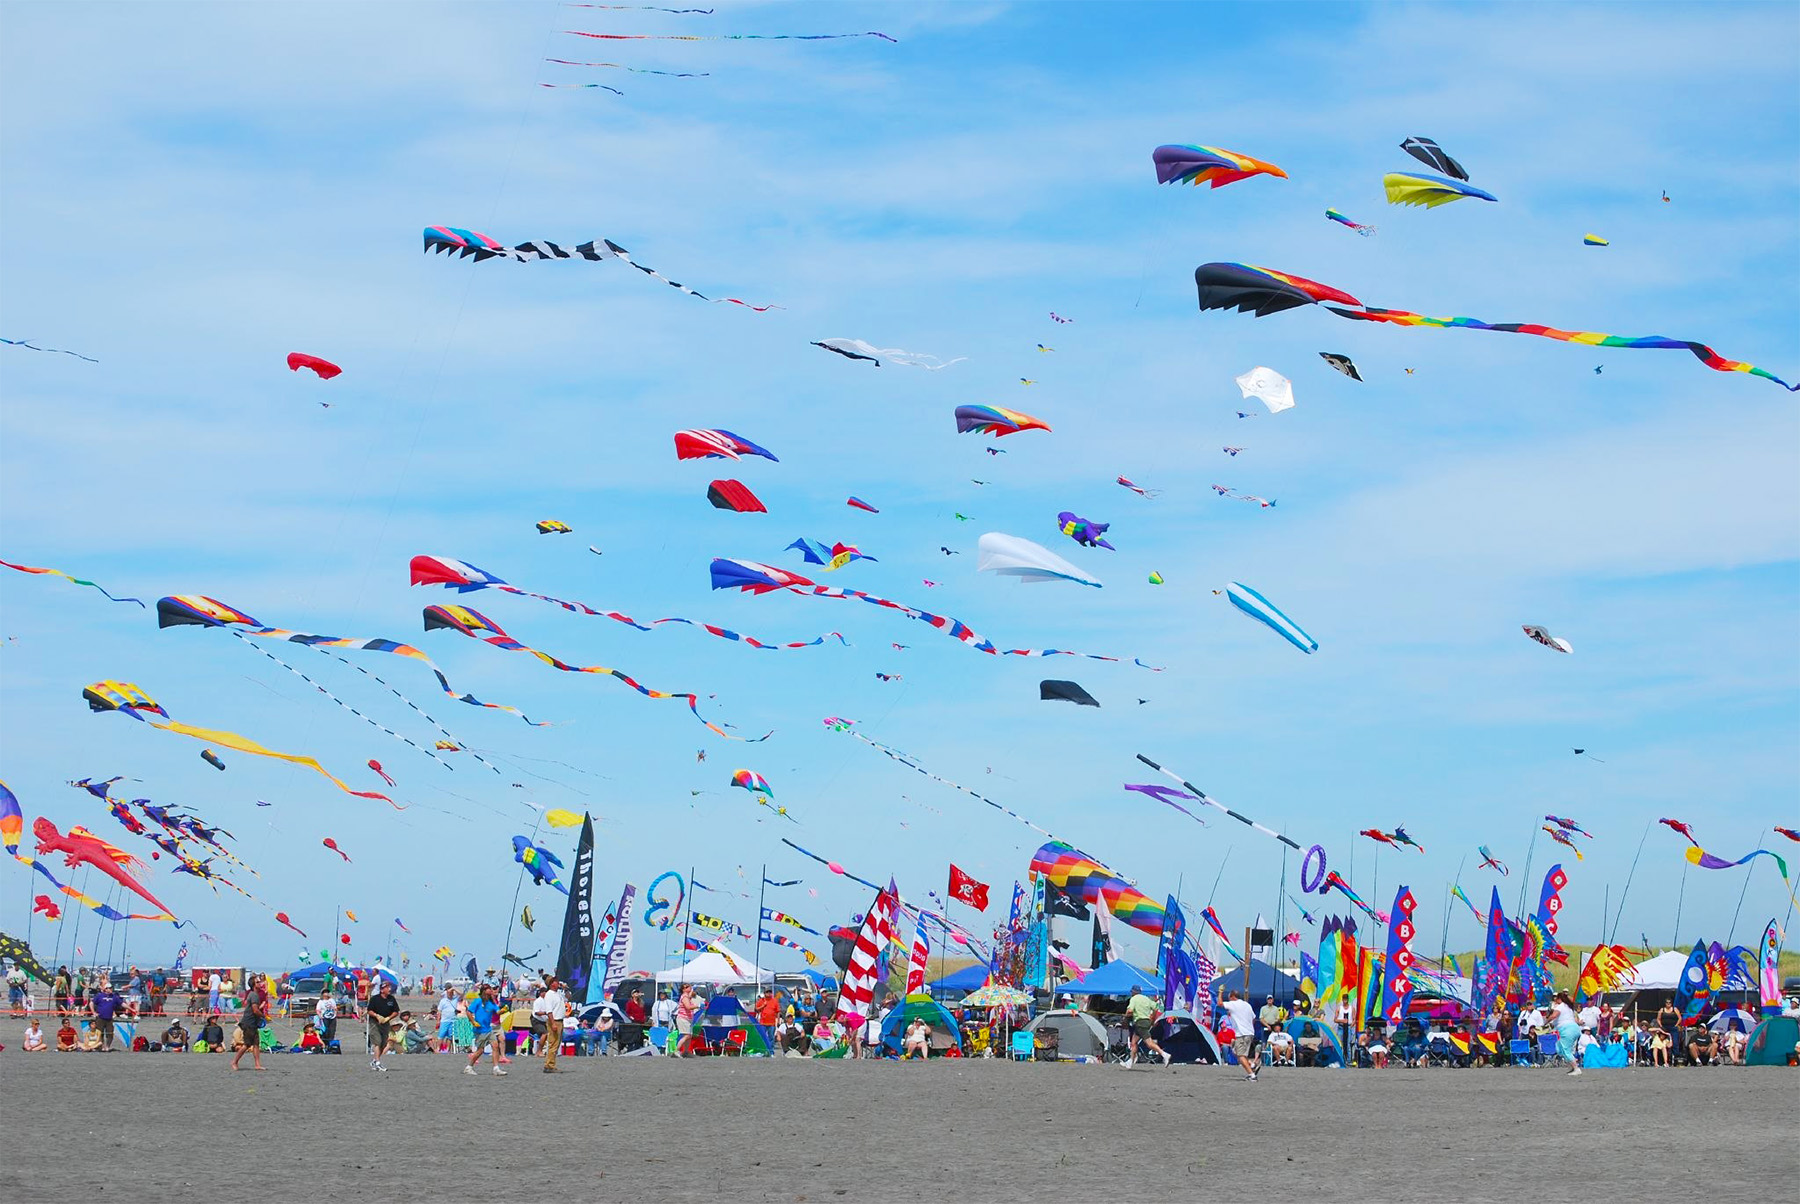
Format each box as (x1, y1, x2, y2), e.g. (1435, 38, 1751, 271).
(929, 964, 990, 995)
(1058, 960, 1161, 997)
(879, 994, 963, 1056)
(1212, 958, 1302, 1003)
(289, 962, 398, 991)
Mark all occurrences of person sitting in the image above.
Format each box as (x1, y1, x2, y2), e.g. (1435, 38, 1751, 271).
(295, 1023, 325, 1052)
(160, 1019, 190, 1053)
(79, 1025, 104, 1052)
(1721, 1019, 1748, 1065)
(1687, 1024, 1714, 1066)
(401, 1014, 431, 1055)
(811, 1018, 840, 1053)
(1649, 1026, 1673, 1067)
(198, 1015, 227, 1053)
(776, 1016, 811, 1056)
(1267, 1027, 1296, 1066)
(1399, 1018, 1429, 1067)
(56, 1020, 79, 1051)
(22, 1020, 48, 1052)
(902, 1018, 931, 1060)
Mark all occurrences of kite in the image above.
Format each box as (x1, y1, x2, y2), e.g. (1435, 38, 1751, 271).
(711, 557, 1134, 660)
(1121, 783, 1211, 829)
(707, 479, 767, 513)
(521, 905, 536, 932)
(1197, 907, 1243, 961)
(512, 835, 568, 893)
(939, 547, 958, 556)
(1322, 871, 1387, 925)
(1029, 841, 1166, 936)
(1773, 827, 1800, 843)
(1116, 477, 1160, 498)
(1, 559, 144, 607)
(1584, 235, 1609, 247)
(1152, 144, 1287, 189)
(954, 513, 972, 522)
(1235, 366, 1295, 413)
(1056, 512, 1114, 550)
(1399, 136, 1469, 181)
(1147, 571, 1164, 585)
(1325, 208, 1376, 237)
(1382, 167, 1500, 204)
(544, 57, 711, 77)
(1211, 486, 1275, 507)
(1522, 625, 1573, 654)
(730, 769, 772, 797)
(543, 809, 583, 828)
(32, 895, 62, 921)
(275, 913, 307, 938)
(422, 605, 768, 740)
(1361, 828, 1404, 850)
(32, 819, 175, 917)
(83, 680, 398, 805)
(1134, 754, 1306, 851)
(674, 428, 779, 462)
(200, 749, 226, 772)
(1541, 826, 1586, 861)
(1223, 581, 1316, 654)
(809, 338, 963, 369)
(1, 336, 99, 363)
(1319, 352, 1363, 381)
(978, 533, 1102, 587)
(1685, 846, 1788, 877)
(1544, 815, 1594, 839)
(845, 497, 878, 513)
(645, 871, 686, 929)
(787, 538, 875, 571)
(344, 910, 360, 924)
(1573, 748, 1605, 762)
(1451, 884, 1486, 925)
(323, 838, 350, 862)
(424, 227, 777, 310)
(1391, 826, 1426, 853)
(1050, 312, 1072, 323)
(536, 520, 573, 535)
(876, 671, 903, 681)
(409, 556, 847, 653)
(367, 760, 395, 786)
(1036, 344, 1054, 353)
(286, 352, 341, 380)
(562, 27, 895, 42)
(5, 784, 177, 923)
(955, 405, 1050, 437)
(1193, 261, 1799, 390)
(1018, 378, 1037, 386)
(1477, 845, 1509, 875)
(1222, 446, 1244, 456)
(433, 945, 454, 961)
(1039, 680, 1099, 707)
(0, 931, 50, 982)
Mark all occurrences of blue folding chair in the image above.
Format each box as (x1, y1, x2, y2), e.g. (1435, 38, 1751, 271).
(1537, 1032, 1561, 1066)
(1508, 1037, 1535, 1066)
(1009, 1031, 1034, 1062)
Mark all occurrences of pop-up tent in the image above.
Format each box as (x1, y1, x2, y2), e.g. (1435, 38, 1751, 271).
(654, 945, 773, 986)
(1153, 1010, 1224, 1064)
(1057, 961, 1160, 997)
(1746, 1015, 1797, 1067)
(1284, 1015, 1344, 1066)
(880, 994, 963, 1055)
(1023, 1008, 1110, 1059)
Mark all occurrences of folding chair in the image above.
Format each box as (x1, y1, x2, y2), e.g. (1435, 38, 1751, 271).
(1536, 1032, 1560, 1067)
(1008, 1031, 1034, 1061)
(722, 1028, 748, 1057)
(1508, 1037, 1535, 1067)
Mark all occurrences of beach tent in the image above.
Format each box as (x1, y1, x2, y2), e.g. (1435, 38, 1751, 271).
(1745, 1015, 1797, 1067)
(1022, 1008, 1110, 1059)
(1211, 957, 1302, 1002)
(879, 994, 963, 1055)
(1284, 1015, 1344, 1067)
(1057, 960, 1160, 997)
(1623, 950, 1690, 990)
(654, 945, 773, 986)
(1153, 1010, 1224, 1064)
(929, 964, 991, 995)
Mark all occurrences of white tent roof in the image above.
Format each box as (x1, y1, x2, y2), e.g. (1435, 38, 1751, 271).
(1624, 950, 1690, 991)
(654, 945, 774, 985)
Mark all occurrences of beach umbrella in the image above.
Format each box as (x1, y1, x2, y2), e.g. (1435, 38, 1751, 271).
(962, 981, 1033, 1007)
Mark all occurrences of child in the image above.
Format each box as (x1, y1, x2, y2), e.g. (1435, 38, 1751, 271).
(296, 1022, 324, 1052)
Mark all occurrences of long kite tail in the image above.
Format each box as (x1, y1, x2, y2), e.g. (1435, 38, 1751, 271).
(476, 579, 849, 651)
(1, 559, 144, 606)
(145, 716, 400, 807)
(1326, 306, 1800, 391)
(562, 28, 895, 42)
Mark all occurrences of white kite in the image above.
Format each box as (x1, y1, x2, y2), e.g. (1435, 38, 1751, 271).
(1521, 625, 1573, 654)
(811, 338, 965, 370)
(977, 533, 1103, 588)
(1235, 366, 1294, 413)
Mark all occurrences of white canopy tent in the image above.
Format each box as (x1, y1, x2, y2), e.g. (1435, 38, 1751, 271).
(654, 945, 774, 986)
(1624, 950, 1691, 991)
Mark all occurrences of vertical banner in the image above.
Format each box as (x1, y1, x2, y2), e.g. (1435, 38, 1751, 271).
(601, 884, 638, 997)
(1380, 885, 1417, 1025)
(554, 813, 597, 999)
(1158, 895, 1186, 1011)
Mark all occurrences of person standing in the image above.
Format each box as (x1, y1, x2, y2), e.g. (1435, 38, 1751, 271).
(207, 969, 223, 1015)
(315, 989, 339, 1048)
(230, 975, 268, 1071)
(89, 979, 122, 1052)
(1123, 986, 1171, 1066)
(1257, 995, 1283, 1041)
(652, 988, 677, 1032)
(674, 985, 698, 1056)
(5, 962, 27, 1017)
(1221, 990, 1260, 1080)
(463, 982, 506, 1076)
(753, 988, 780, 1057)
(435, 986, 459, 1052)
(1656, 1000, 1682, 1062)
(540, 975, 568, 1073)
(366, 979, 401, 1071)
(1550, 991, 1582, 1075)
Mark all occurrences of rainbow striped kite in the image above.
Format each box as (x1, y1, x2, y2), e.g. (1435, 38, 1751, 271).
(1028, 841, 1165, 936)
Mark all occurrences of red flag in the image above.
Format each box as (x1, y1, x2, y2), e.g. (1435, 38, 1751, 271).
(947, 864, 990, 911)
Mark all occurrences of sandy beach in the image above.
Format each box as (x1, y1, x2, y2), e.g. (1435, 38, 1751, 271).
(5, 1010, 1794, 1203)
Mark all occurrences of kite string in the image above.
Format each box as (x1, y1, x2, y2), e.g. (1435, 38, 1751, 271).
(309, 646, 504, 779)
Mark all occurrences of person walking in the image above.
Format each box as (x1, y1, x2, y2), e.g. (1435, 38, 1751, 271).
(230, 976, 269, 1071)
(540, 975, 568, 1073)
(674, 985, 699, 1056)
(1221, 990, 1260, 1080)
(366, 979, 401, 1071)
(1123, 986, 1170, 1066)
(435, 986, 459, 1052)
(1551, 991, 1582, 1075)
(463, 982, 506, 1076)
(207, 969, 223, 1015)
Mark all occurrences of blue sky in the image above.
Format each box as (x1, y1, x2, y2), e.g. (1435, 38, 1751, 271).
(2, 1, 1796, 975)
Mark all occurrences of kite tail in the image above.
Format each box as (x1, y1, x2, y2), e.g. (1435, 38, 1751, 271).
(147, 717, 401, 808)
(1, 559, 145, 606)
(562, 29, 895, 42)
(495, 581, 850, 649)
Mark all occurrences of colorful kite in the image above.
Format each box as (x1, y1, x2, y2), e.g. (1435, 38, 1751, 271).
(1576, 944, 1634, 1001)
(1544, 815, 1594, 839)
(1224, 582, 1316, 654)
(1322, 871, 1387, 925)
(978, 533, 1102, 587)
(1029, 841, 1166, 936)
(32, 818, 175, 917)
(809, 338, 963, 369)
(1685, 845, 1788, 877)
(1211, 486, 1276, 507)
(674, 428, 779, 462)
(1193, 261, 1798, 390)
(1477, 845, 1509, 875)
(1361, 828, 1404, 850)
(845, 496, 879, 513)
(536, 520, 573, 535)
(3, 784, 176, 923)
(1147, 571, 1164, 585)
(1659, 818, 1699, 845)
(1541, 826, 1585, 861)
(1522, 625, 1573, 654)
(275, 912, 307, 938)
(286, 352, 341, 380)
(955, 405, 1050, 437)
(544, 57, 711, 77)
(1152, 144, 1286, 189)
(367, 760, 395, 786)
(1384, 172, 1498, 208)
(787, 538, 874, 571)
(424, 227, 776, 310)
(512, 835, 568, 893)
(200, 749, 226, 771)
(421, 604, 769, 741)
(1399, 136, 1469, 180)
(1133, 755, 1306, 852)
(32, 895, 62, 920)
(1116, 477, 1160, 498)
(1056, 512, 1114, 550)
(1583, 234, 1610, 247)
(1121, 783, 1211, 829)
(730, 769, 772, 797)
(82, 680, 397, 806)
(1197, 906, 1243, 961)
(707, 479, 767, 513)
(2, 559, 143, 607)
(323, 838, 350, 862)
(1774, 827, 1800, 843)
(1325, 208, 1376, 236)
(543, 809, 583, 828)
(1451, 883, 1486, 925)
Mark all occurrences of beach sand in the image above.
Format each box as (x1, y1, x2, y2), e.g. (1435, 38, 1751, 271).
(4, 1007, 1794, 1204)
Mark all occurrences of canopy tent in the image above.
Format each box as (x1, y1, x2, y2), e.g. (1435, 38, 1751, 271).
(1623, 951, 1690, 991)
(1153, 1010, 1224, 1064)
(654, 946, 773, 986)
(1023, 1008, 1109, 1059)
(1745, 1015, 1798, 1067)
(1212, 957, 1302, 1002)
(879, 994, 963, 1055)
(289, 962, 398, 989)
(1056, 960, 1160, 997)
(929, 964, 991, 994)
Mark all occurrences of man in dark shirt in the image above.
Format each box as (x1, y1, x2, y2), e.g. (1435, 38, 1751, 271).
(230, 979, 268, 1071)
(366, 980, 401, 1071)
(161, 1018, 190, 1052)
(90, 982, 122, 1051)
(199, 1015, 226, 1051)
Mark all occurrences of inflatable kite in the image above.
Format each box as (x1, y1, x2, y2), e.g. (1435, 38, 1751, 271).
(2, 558, 143, 607)
(1522, 625, 1573, 654)
(200, 749, 226, 772)
(1029, 841, 1166, 935)
(424, 227, 776, 310)
(367, 760, 395, 786)
(323, 838, 350, 862)
(536, 520, 573, 535)
(787, 538, 875, 571)
(1055, 512, 1114, 550)
(810, 338, 963, 369)
(1385, 171, 1497, 208)
(32, 818, 174, 917)
(674, 428, 779, 461)
(1039, 680, 1099, 707)
(1541, 825, 1585, 861)
(1325, 208, 1376, 236)
(845, 496, 879, 513)
(1224, 582, 1316, 654)
(1320, 352, 1362, 381)
(707, 479, 766, 513)
(32, 895, 62, 920)
(1584, 234, 1609, 247)
(543, 809, 583, 828)
(954, 405, 1050, 437)
(513, 835, 568, 893)
(1773, 827, 1800, 843)
(1544, 815, 1594, 839)
(0, 930, 50, 982)
(1152, 144, 1286, 189)
(1399, 136, 1469, 180)
(286, 353, 342, 380)
(275, 912, 307, 938)
(978, 533, 1102, 587)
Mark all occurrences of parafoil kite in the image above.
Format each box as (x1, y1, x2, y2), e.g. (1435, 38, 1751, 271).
(1148, 571, 1164, 585)
(1399, 136, 1470, 180)
(286, 353, 342, 380)
(706, 479, 766, 513)
(1384, 171, 1500, 208)
(810, 338, 963, 369)
(543, 808, 583, 828)
(200, 749, 226, 771)
(1152, 144, 1287, 189)
(1478, 845, 1509, 875)
(536, 520, 573, 534)
(1325, 208, 1376, 236)
(674, 428, 779, 461)
(1319, 352, 1362, 381)
(512, 835, 568, 893)
(977, 533, 1102, 587)
(2, 559, 144, 607)
(1224, 582, 1316, 654)
(424, 227, 776, 310)
(83, 679, 398, 806)
(1584, 234, 1609, 247)
(845, 496, 879, 513)
(1194, 261, 1799, 390)
(1039, 680, 1099, 707)
(433, 945, 454, 961)
(787, 538, 874, 571)
(730, 769, 772, 797)
(1055, 512, 1114, 550)
(954, 405, 1050, 437)
(421, 604, 768, 741)
(1235, 366, 1295, 413)
(1522, 625, 1572, 654)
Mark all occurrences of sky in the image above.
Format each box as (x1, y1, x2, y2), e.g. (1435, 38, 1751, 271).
(1, 1, 1796, 977)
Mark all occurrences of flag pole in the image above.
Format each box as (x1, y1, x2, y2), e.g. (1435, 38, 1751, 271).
(755, 863, 767, 984)
(1610, 819, 1653, 944)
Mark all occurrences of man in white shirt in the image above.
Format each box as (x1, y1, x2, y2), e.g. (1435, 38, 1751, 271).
(207, 971, 223, 1014)
(1577, 1002, 1601, 1031)
(435, 987, 459, 1051)
(315, 991, 339, 1046)
(1221, 990, 1259, 1081)
(652, 988, 678, 1030)
(1521, 1005, 1546, 1034)
(539, 976, 568, 1073)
